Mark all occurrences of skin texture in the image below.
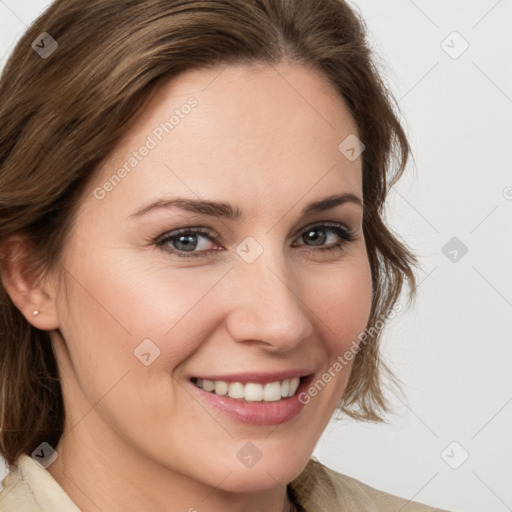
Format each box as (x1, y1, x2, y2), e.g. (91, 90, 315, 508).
(4, 62, 372, 512)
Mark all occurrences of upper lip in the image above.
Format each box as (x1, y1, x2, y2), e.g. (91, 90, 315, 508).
(191, 369, 314, 385)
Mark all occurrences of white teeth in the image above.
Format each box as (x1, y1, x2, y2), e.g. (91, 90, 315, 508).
(281, 379, 290, 397)
(263, 381, 282, 402)
(228, 382, 245, 399)
(245, 383, 263, 401)
(202, 379, 215, 392)
(289, 377, 300, 396)
(214, 381, 229, 396)
(194, 377, 302, 402)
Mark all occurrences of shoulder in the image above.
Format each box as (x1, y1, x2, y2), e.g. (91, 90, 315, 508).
(289, 457, 452, 512)
(0, 454, 80, 512)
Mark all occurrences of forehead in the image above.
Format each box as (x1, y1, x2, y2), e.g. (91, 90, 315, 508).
(87, 62, 363, 220)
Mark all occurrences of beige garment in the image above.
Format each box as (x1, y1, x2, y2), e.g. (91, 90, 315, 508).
(0, 453, 451, 511)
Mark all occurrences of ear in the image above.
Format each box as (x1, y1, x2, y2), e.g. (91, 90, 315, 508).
(0, 234, 60, 330)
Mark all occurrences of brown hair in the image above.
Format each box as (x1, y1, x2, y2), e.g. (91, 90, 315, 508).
(0, 0, 418, 469)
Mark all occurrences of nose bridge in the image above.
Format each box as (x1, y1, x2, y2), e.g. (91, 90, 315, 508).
(224, 243, 314, 348)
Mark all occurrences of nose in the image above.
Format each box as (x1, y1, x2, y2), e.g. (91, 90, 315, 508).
(223, 250, 315, 352)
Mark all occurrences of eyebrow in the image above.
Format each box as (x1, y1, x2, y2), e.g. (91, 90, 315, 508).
(129, 192, 363, 221)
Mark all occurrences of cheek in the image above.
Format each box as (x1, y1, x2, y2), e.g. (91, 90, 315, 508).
(308, 255, 373, 356)
(53, 258, 219, 439)
(293, 255, 372, 429)
(56, 252, 227, 382)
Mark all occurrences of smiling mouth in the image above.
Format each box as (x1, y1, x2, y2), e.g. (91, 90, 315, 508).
(190, 376, 308, 402)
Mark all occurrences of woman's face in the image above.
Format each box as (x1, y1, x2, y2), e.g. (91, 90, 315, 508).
(47, 62, 372, 496)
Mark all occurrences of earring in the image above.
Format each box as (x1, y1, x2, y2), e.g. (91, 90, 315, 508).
(32, 310, 40, 316)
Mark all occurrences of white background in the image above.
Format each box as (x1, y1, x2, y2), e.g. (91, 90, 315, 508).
(1, 1, 511, 511)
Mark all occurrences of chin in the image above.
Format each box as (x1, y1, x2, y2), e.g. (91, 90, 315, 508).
(208, 451, 311, 493)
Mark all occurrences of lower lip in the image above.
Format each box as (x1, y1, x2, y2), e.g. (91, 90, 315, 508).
(189, 375, 313, 426)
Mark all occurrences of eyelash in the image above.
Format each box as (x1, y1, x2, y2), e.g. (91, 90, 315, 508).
(154, 222, 356, 259)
